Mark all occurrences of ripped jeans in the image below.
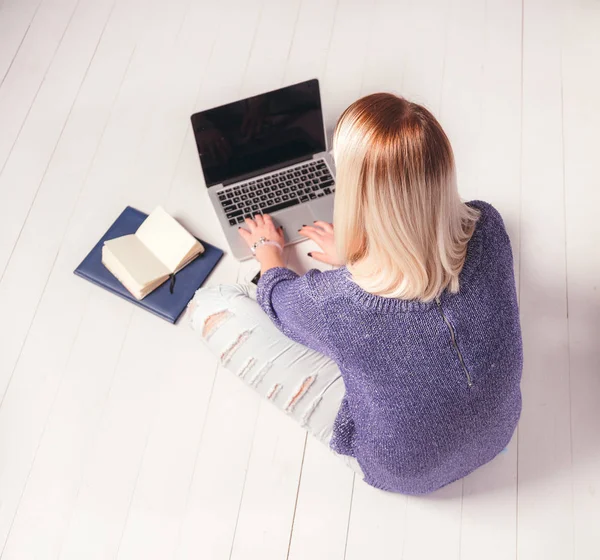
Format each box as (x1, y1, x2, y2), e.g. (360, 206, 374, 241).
(188, 283, 363, 476)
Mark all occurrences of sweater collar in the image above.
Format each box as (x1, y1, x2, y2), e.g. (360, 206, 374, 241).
(338, 201, 486, 313)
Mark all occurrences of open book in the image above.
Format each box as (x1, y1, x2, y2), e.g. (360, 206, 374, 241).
(102, 206, 204, 300)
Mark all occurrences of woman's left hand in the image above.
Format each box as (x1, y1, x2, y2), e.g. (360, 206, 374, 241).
(238, 213, 285, 266)
(298, 221, 344, 266)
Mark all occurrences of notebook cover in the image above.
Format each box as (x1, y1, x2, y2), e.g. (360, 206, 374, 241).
(74, 206, 224, 324)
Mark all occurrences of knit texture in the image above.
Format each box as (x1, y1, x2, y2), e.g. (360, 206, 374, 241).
(257, 201, 523, 494)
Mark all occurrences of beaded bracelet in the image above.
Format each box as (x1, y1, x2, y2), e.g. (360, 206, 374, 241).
(250, 236, 283, 255)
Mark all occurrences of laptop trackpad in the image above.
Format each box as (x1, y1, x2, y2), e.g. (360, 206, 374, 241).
(272, 197, 334, 244)
(272, 206, 313, 238)
(308, 195, 334, 223)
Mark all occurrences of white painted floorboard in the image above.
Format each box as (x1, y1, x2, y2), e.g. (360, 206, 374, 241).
(1, 0, 599, 558)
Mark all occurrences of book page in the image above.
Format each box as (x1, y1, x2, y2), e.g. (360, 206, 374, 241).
(136, 206, 202, 273)
(104, 234, 170, 288)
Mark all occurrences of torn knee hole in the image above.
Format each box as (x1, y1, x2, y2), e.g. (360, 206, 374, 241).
(266, 383, 283, 400)
(249, 361, 273, 388)
(285, 375, 316, 413)
(220, 329, 253, 365)
(237, 357, 257, 379)
(202, 309, 233, 339)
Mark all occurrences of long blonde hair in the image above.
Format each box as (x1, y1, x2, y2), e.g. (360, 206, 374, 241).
(333, 93, 479, 302)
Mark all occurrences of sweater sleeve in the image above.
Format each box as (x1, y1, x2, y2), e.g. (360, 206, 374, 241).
(256, 267, 329, 353)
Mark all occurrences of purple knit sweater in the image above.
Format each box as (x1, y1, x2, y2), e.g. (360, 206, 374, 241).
(257, 201, 522, 494)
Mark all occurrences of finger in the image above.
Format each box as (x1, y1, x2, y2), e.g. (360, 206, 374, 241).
(276, 225, 286, 244)
(244, 217, 257, 231)
(264, 214, 279, 235)
(300, 232, 328, 253)
(307, 251, 335, 265)
(238, 227, 252, 244)
(313, 220, 334, 233)
(298, 227, 323, 243)
(254, 213, 265, 227)
(298, 224, 321, 235)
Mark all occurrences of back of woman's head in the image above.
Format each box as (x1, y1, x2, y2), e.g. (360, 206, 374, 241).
(333, 93, 480, 302)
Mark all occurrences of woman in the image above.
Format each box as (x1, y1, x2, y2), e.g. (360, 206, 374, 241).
(189, 93, 522, 494)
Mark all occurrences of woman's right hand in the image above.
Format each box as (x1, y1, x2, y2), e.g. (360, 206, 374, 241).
(298, 221, 345, 266)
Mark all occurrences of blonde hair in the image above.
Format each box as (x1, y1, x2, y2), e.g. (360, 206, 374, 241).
(333, 93, 480, 302)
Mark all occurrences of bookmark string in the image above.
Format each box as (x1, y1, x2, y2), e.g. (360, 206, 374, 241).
(169, 273, 176, 294)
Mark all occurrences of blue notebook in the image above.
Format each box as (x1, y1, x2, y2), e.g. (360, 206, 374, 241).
(74, 206, 224, 323)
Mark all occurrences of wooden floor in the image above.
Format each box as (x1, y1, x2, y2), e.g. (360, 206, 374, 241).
(0, 0, 599, 558)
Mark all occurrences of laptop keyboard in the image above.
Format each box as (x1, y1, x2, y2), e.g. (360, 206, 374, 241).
(217, 159, 335, 226)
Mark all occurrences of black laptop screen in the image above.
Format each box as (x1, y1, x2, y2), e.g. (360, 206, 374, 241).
(191, 79, 326, 187)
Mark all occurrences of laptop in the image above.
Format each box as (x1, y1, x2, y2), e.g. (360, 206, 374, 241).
(190, 79, 335, 260)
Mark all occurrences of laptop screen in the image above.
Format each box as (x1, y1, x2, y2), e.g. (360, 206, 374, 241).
(191, 79, 326, 187)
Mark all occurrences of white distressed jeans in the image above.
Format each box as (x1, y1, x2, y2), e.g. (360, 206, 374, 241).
(188, 283, 363, 476)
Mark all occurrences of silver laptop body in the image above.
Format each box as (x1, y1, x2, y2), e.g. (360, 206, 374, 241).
(191, 79, 336, 260)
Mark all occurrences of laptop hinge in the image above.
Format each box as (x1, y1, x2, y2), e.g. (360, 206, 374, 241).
(221, 154, 315, 187)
